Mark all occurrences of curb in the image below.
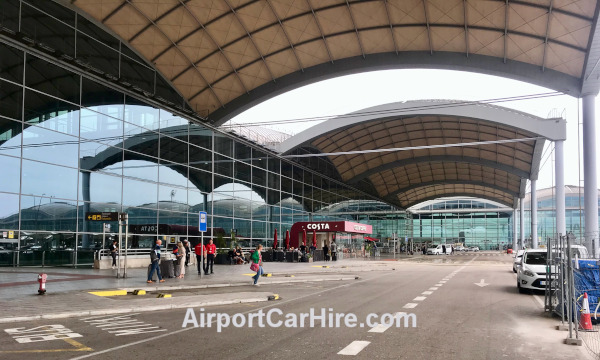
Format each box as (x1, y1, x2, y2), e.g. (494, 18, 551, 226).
(0, 296, 271, 324)
(119, 275, 357, 292)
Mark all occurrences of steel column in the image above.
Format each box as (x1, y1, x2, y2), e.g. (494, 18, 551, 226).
(583, 95, 599, 257)
(531, 180, 538, 248)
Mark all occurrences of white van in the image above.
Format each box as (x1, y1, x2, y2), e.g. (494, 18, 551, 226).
(426, 244, 453, 255)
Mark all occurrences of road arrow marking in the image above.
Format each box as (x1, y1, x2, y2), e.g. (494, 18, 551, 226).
(475, 279, 489, 287)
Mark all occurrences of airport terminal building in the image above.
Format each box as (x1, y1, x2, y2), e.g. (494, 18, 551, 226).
(1, 0, 599, 266)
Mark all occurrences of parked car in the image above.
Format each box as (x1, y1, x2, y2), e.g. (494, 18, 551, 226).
(455, 245, 466, 252)
(517, 249, 557, 293)
(512, 250, 525, 273)
(468, 246, 479, 252)
(427, 244, 453, 255)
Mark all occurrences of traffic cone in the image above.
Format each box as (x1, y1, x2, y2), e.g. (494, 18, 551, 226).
(579, 292, 594, 331)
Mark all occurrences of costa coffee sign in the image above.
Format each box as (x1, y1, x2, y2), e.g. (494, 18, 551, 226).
(291, 221, 372, 235)
(306, 223, 331, 230)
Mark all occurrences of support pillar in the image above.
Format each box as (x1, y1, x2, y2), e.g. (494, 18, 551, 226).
(555, 141, 566, 238)
(513, 207, 518, 251)
(583, 95, 599, 257)
(520, 197, 525, 249)
(81, 171, 91, 249)
(531, 180, 538, 249)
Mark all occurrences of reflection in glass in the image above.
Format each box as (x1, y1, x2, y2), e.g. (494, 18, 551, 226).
(160, 109, 188, 130)
(82, 78, 123, 118)
(122, 159, 158, 183)
(160, 135, 188, 165)
(26, 55, 80, 104)
(21, 3, 75, 57)
(80, 108, 123, 146)
(189, 167, 211, 193)
(0, 119, 22, 157)
(0, 155, 20, 193)
(89, 172, 122, 204)
(158, 185, 189, 211)
(21, 160, 78, 200)
(125, 99, 159, 131)
(123, 178, 157, 208)
(22, 126, 79, 168)
(189, 145, 212, 172)
(0, 192, 19, 229)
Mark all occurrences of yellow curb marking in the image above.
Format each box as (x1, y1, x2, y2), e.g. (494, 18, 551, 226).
(88, 290, 127, 297)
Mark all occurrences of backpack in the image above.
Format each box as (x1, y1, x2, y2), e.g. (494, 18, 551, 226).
(150, 249, 158, 262)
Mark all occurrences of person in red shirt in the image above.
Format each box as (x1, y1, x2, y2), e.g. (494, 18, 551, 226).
(204, 239, 217, 275)
(194, 242, 205, 275)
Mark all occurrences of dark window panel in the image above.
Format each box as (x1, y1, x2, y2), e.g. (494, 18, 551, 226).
(188, 168, 211, 193)
(120, 54, 154, 95)
(214, 154, 233, 177)
(189, 123, 212, 150)
(121, 46, 146, 66)
(81, 77, 124, 118)
(76, 16, 119, 50)
(24, 89, 78, 126)
(235, 160, 251, 183)
(75, 32, 120, 79)
(0, 80, 22, 120)
(26, 55, 80, 104)
(155, 74, 184, 106)
(214, 133, 233, 156)
(24, 0, 75, 26)
(0, 0, 20, 32)
(253, 149, 267, 169)
(253, 166, 266, 187)
(235, 142, 252, 163)
(189, 145, 212, 172)
(0, 42, 24, 84)
(21, 3, 75, 57)
(159, 135, 188, 165)
(268, 157, 280, 174)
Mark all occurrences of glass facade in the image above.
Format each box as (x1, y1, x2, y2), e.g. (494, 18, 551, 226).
(0, 1, 396, 266)
(410, 198, 514, 250)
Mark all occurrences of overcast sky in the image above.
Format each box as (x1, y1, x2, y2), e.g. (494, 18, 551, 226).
(228, 69, 593, 193)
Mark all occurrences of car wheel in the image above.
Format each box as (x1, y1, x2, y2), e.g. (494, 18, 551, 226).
(517, 283, 527, 294)
(513, 267, 517, 273)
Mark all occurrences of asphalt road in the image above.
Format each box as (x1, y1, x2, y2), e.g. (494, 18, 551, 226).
(0, 254, 591, 360)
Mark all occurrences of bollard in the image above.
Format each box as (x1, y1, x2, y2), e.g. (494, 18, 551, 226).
(37, 273, 47, 295)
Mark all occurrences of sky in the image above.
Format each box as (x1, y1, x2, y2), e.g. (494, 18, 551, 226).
(227, 69, 595, 194)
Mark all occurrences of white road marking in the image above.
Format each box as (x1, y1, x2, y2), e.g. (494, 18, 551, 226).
(434, 283, 443, 287)
(413, 296, 427, 301)
(422, 291, 433, 295)
(533, 294, 545, 308)
(338, 341, 371, 355)
(368, 323, 390, 333)
(429, 287, 438, 290)
(439, 280, 447, 283)
(403, 303, 418, 309)
(5, 325, 83, 343)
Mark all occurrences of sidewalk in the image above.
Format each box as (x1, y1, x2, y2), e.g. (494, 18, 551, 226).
(0, 256, 407, 323)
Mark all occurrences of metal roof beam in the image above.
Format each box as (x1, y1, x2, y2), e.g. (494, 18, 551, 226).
(401, 192, 513, 209)
(385, 180, 519, 199)
(305, 0, 334, 64)
(541, 0, 554, 72)
(423, 0, 433, 55)
(383, 0, 399, 55)
(346, 0, 365, 59)
(265, 0, 304, 72)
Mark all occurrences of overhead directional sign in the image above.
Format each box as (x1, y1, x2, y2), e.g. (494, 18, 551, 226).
(85, 212, 119, 222)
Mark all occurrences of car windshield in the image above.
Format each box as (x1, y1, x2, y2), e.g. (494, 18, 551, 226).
(524, 252, 547, 265)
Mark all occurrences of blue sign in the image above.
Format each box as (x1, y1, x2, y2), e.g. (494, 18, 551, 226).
(199, 211, 207, 232)
(405, 236, 408, 243)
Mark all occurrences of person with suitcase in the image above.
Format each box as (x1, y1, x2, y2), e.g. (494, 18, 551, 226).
(331, 240, 337, 261)
(147, 239, 165, 283)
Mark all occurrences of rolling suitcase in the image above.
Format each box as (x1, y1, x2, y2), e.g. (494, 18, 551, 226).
(160, 259, 175, 278)
(173, 259, 181, 278)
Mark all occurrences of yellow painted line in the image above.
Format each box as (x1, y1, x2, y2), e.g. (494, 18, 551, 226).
(242, 273, 255, 276)
(88, 290, 127, 297)
(132, 289, 146, 295)
(0, 337, 93, 354)
(311, 265, 329, 268)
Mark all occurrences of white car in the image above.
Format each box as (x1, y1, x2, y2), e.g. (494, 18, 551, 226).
(512, 250, 525, 273)
(427, 244, 453, 255)
(517, 249, 557, 293)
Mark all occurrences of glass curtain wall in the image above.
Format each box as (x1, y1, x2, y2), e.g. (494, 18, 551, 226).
(0, 0, 392, 266)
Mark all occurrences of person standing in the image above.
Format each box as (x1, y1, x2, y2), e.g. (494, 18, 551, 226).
(323, 242, 329, 261)
(176, 241, 186, 279)
(110, 240, 118, 269)
(442, 244, 447, 255)
(331, 240, 337, 261)
(147, 239, 165, 283)
(183, 240, 191, 267)
(251, 244, 263, 285)
(194, 241, 205, 275)
(204, 239, 216, 275)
